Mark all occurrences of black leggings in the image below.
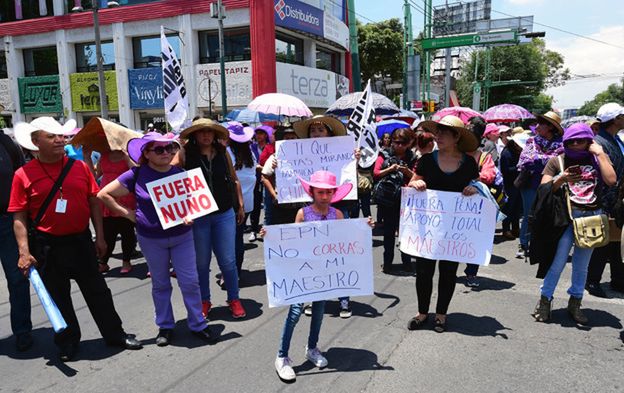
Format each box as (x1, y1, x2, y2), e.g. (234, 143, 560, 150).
(415, 257, 459, 315)
(102, 216, 136, 263)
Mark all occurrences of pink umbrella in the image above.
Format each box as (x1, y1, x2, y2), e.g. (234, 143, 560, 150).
(432, 106, 482, 124)
(483, 104, 535, 123)
(247, 93, 313, 117)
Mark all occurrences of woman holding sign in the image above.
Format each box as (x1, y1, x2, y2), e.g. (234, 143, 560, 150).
(408, 115, 480, 333)
(98, 132, 219, 346)
(173, 118, 247, 319)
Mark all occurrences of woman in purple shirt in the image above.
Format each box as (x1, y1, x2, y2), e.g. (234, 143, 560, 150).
(98, 132, 219, 346)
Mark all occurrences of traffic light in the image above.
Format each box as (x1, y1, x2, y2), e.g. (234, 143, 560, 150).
(428, 101, 435, 112)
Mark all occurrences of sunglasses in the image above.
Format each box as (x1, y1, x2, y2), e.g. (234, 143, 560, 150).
(392, 140, 409, 146)
(147, 144, 178, 155)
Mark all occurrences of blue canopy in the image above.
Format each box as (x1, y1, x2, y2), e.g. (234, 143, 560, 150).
(375, 119, 411, 139)
(225, 109, 281, 123)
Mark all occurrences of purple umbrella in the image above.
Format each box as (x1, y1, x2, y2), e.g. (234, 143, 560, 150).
(432, 106, 482, 124)
(483, 104, 535, 123)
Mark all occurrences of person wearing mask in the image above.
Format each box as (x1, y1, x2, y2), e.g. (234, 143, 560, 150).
(173, 118, 247, 319)
(586, 103, 624, 297)
(9, 117, 142, 362)
(407, 115, 480, 333)
(0, 129, 32, 352)
(516, 112, 564, 258)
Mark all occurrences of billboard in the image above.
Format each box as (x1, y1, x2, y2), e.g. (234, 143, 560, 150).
(433, 0, 491, 36)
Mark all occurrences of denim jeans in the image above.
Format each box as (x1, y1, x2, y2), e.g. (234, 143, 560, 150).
(519, 187, 537, 248)
(193, 208, 240, 302)
(0, 214, 32, 336)
(263, 187, 274, 226)
(540, 209, 600, 300)
(235, 213, 250, 274)
(278, 301, 325, 358)
(137, 231, 207, 332)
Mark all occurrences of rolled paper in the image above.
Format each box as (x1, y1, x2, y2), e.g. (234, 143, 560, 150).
(29, 267, 67, 333)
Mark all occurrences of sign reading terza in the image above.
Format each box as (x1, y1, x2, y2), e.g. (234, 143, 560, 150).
(18, 75, 62, 114)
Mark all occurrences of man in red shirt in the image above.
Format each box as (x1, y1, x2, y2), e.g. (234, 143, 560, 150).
(9, 117, 142, 362)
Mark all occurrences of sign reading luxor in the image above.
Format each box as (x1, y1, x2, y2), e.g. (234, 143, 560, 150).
(18, 75, 62, 114)
(274, 0, 323, 38)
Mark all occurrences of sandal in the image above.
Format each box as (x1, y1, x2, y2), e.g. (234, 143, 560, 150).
(434, 318, 446, 333)
(407, 315, 428, 330)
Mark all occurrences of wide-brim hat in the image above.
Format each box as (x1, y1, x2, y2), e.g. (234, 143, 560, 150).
(227, 121, 255, 143)
(298, 170, 353, 204)
(535, 111, 563, 135)
(419, 115, 479, 153)
(14, 117, 77, 151)
(179, 118, 228, 140)
(293, 115, 346, 139)
(255, 125, 274, 142)
(510, 131, 531, 149)
(483, 123, 500, 138)
(127, 132, 179, 163)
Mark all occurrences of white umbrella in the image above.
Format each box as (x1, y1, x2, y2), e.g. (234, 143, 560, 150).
(247, 93, 312, 117)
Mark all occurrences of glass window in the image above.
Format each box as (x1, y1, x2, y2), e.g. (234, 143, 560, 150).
(0, 0, 53, 22)
(133, 35, 180, 69)
(316, 48, 340, 74)
(198, 29, 251, 64)
(65, 0, 163, 13)
(275, 33, 303, 66)
(23, 47, 59, 77)
(0, 52, 7, 79)
(75, 41, 115, 73)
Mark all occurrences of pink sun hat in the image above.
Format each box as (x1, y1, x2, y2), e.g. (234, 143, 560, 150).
(483, 123, 500, 138)
(298, 170, 353, 203)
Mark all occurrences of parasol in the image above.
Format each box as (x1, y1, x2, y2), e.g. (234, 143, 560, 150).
(326, 92, 400, 116)
(247, 93, 312, 117)
(483, 104, 535, 123)
(71, 117, 142, 153)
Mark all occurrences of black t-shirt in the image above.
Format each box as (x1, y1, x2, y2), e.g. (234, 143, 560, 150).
(416, 151, 479, 192)
(185, 149, 233, 214)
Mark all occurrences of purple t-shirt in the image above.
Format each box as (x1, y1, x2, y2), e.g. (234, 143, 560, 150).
(118, 165, 191, 238)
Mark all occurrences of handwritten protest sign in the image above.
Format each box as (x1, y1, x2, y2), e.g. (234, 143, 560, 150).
(399, 188, 496, 265)
(264, 218, 373, 307)
(146, 168, 218, 229)
(275, 135, 357, 203)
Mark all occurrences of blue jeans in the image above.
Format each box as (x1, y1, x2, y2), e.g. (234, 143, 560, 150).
(263, 187, 274, 225)
(278, 301, 325, 357)
(193, 208, 240, 302)
(235, 213, 250, 274)
(0, 214, 32, 336)
(519, 187, 537, 248)
(541, 209, 600, 300)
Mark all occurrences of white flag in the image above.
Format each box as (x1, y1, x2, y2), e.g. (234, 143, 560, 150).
(161, 27, 188, 132)
(345, 80, 379, 168)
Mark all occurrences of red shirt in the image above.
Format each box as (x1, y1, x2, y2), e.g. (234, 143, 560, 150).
(259, 143, 275, 166)
(9, 156, 100, 235)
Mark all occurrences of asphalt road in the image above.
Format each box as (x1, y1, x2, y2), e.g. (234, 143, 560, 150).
(1, 211, 623, 393)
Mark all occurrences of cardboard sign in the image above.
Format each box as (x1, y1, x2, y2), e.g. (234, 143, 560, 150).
(146, 168, 218, 229)
(399, 188, 496, 265)
(275, 135, 357, 203)
(264, 218, 374, 307)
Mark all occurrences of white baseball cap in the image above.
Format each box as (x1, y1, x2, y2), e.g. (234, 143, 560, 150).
(14, 117, 77, 151)
(596, 102, 624, 123)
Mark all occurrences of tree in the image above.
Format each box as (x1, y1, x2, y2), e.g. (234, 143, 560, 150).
(455, 39, 570, 112)
(577, 80, 624, 116)
(357, 19, 405, 83)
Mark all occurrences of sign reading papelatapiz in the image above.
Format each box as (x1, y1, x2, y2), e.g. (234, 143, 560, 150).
(275, 135, 357, 203)
(146, 168, 218, 229)
(264, 218, 373, 307)
(399, 188, 496, 265)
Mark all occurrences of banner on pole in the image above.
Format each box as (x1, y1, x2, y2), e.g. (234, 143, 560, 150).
(263, 218, 374, 307)
(345, 80, 380, 168)
(161, 26, 188, 132)
(275, 135, 357, 203)
(146, 168, 218, 229)
(399, 188, 496, 265)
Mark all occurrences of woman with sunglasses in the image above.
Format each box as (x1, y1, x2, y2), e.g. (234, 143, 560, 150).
(374, 128, 417, 274)
(98, 132, 219, 346)
(533, 123, 616, 324)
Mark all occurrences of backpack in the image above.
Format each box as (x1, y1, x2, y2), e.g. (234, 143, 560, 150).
(372, 150, 411, 207)
(479, 152, 507, 208)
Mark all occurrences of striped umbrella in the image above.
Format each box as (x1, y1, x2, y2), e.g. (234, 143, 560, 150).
(483, 104, 535, 123)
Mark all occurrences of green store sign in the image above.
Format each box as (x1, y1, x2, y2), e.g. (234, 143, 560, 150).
(70, 71, 119, 112)
(18, 75, 63, 114)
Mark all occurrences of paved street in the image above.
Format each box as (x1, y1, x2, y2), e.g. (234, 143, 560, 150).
(1, 215, 623, 393)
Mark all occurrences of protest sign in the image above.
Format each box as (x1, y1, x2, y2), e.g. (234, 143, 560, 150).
(345, 80, 380, 168)
(146, 168, 218, 230)
(399, 188, 496, 265)
(264, 218, 374, 307)
(275, 135, 357, 203)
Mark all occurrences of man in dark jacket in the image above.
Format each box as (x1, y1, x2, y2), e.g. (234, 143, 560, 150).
(586, 103, 624, 297)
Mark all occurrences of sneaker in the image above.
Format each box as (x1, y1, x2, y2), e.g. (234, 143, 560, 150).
(339, 299, 352, 319)
(303, 304, 313, 316)
(515, 246, 526, 259)
(202, 301, 212, 318)
(275, 356, 296, 381)
(465, 276, 480, 288)
(248, 232, 257, 242)
(305, 346, 328, 368)
(228, 299, 247, 318)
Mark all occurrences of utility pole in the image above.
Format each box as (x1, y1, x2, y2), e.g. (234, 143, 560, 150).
(217, 0, 227, 116)
(423, 0, 432, 112)
(93, 4, 108, 119)
(402, 0, 413, 110)
(347, 0, 361, 91)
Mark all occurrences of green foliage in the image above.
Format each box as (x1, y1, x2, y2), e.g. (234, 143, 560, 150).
(357, 19, 405, 82)
(577, 80, 624, 116)
(456, 39, 569, 112)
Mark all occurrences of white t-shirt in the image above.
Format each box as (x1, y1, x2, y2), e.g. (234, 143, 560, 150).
(262, 154, 277, 177)
(228, 147, 257, 213)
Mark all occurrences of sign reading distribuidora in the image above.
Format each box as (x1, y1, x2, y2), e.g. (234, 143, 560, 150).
(274, 0, 323, 37)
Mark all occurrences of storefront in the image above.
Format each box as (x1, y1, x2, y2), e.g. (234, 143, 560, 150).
(17, 75, 63, 121)
(70, 71, 119, 125)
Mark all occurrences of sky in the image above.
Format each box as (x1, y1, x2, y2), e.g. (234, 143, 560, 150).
(354, 0, 624, 109)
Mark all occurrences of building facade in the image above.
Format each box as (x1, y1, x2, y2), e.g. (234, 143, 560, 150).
(0, 0, 352, 129)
